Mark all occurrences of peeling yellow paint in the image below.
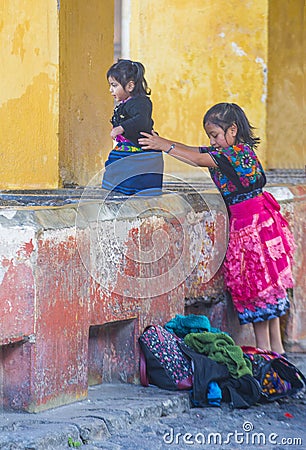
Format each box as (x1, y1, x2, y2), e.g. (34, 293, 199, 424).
(129, 0, 269, 175)
(267, 0, 305, 169)
(129, 0, 304, 172)
(11, 21, 30, 61)
(0, 0, 114, 189)
(0, 72, 59, 189)
(0, 0, 302, 190)
(58, 0, 114, 187)
(0, 0, 59, 189)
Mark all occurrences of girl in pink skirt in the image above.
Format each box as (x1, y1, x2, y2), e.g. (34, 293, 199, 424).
(139, 103, 295, 356)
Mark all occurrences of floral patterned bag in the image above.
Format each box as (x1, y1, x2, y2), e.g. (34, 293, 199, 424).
(139, 325, 193, 390)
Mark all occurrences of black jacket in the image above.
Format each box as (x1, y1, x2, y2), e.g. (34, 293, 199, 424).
(181, 343, 261, 409)
(111, 95, 154, 146)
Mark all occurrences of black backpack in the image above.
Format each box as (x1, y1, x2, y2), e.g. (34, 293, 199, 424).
(242, 346, 306, 402)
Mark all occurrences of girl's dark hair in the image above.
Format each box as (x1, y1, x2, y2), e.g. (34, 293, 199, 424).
(107, 59, 151, 96)
(203, 103, 260, 148)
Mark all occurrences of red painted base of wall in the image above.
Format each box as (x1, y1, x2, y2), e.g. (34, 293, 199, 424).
(0, 184, 304, 412)
(0, 205, 186, 412)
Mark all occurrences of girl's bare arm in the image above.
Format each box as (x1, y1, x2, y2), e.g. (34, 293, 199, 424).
(138, 132, 217, 168)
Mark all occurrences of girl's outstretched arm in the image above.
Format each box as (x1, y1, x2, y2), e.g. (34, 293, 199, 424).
(138, 132, 217, 168)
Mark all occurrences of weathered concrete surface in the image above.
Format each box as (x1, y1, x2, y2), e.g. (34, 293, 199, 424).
(0, 352, 305, 449)
(285, 185, 306, 352)
(0, 383, 190, 449)
(0, 186, 227, 412)
(0, 178, 305, 413)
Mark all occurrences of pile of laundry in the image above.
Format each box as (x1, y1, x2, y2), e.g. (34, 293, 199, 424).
(139, 314, 306, 409)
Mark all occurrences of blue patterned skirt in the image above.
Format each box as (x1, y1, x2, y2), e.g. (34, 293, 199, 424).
(102, 149, 164, 196)
(238, 295, 290, 325)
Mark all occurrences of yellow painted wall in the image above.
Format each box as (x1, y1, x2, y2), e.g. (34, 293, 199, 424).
(59, 0, 114, 187)
(1, 0, 303, 189)
(129, 0, 269, 176)
(267, 0, 305, 169)
(0, 0, 114, 190)
(0, 0, 59, 189)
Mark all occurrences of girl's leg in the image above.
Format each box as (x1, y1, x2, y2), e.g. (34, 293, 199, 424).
(269, 317, 285, 354)
(252, 321, 271, 350)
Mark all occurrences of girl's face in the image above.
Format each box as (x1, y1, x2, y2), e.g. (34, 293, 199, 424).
(204, 121, 237, 149)
(108, 76, 134, 102)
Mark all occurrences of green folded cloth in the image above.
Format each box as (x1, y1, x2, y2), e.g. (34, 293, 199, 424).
(184, 332, 252, 379)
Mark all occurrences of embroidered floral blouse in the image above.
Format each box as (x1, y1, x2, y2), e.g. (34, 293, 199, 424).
(199, 143, 266, 206)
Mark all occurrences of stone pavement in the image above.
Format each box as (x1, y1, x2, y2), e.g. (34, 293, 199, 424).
(0, 353, 305, 450)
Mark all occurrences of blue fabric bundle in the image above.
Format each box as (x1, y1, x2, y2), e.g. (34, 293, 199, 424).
(102, 150, 164, 196)
(165, 314, 222, 338)
(207, 381, 222, 406)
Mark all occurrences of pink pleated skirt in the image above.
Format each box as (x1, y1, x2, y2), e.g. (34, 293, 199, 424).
(224, 191, 295, 317)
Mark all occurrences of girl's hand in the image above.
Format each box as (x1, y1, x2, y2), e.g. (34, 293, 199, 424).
(111, 126, 124, 140)
(140, 132, 217, 168)
(139, 132, 171, 152)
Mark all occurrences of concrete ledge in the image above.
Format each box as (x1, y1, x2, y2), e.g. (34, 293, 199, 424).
(0, 179, 305, 412)
(0, 354, 305, 449)
(0, 384, 190, 448)
(0, 186, 227, 411)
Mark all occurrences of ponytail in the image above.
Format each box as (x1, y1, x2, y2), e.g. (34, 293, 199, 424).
(107, 59, 151, 96)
